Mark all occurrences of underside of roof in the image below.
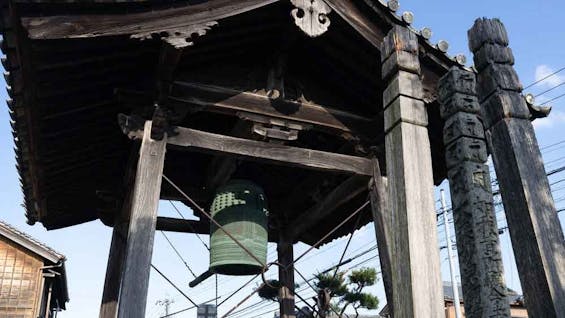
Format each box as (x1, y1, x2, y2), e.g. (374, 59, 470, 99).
(1, 0, 459, 245)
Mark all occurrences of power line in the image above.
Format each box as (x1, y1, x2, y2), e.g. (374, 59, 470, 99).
(524, 66, 565, 89)
(168, 200, 209, 250)
(160, 231, 197, 278)
(535, 81, 565, 97)
(151, 264, 198, 307)
(543, 91, 565, 105)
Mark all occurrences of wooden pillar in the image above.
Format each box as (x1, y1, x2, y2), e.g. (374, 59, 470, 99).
(438, 67, 511, 317)
(117, 121, 167, 318)
(369, 160, 393, 316)
(380, 25, 444, 318)
(469, 18, 565, 317)
(278, 232, 295, 318)
(99, 145, 139, 318)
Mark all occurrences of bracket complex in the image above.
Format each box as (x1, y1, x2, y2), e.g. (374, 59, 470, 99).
(290, 0, 332, 37)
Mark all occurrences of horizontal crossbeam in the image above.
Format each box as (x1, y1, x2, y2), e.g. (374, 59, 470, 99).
(126, 120, 373, 176)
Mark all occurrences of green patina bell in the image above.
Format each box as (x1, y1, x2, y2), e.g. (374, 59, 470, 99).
(209, 180, 268, 275)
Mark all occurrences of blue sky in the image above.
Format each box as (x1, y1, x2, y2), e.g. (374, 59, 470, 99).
(1, 1, 564, 317)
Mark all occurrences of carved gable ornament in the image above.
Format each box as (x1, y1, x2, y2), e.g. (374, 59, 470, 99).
(290, 0, 332, 37)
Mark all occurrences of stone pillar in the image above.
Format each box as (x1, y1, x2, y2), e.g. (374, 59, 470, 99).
(438, 67, 511, 318)
(469, 18, 565, 317)
(381, 25, 444, 318)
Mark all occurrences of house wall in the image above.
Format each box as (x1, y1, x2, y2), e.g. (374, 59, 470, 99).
(0, 237, 44, 318)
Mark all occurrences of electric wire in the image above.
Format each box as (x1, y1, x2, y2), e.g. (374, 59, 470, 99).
(524, 66, 565, 89)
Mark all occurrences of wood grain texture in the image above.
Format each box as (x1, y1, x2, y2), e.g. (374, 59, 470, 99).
(369, 160, 393, 316)
(171, 81, 374, 135)
(289, 175, 369, 238)
(117, 121, 167, 318)
(382, 26, 443, 318)
(130, 123, 372, 176)
(21, 0, 279, 39)
(324, 0, 384, 47)
(470, 18, 565, 317)
(439, 67, 510, 318)
(99, 144, 139, 318)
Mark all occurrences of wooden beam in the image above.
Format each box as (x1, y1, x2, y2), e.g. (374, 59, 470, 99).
(369, 159, 393, 317)
(21, 0, 279, 39)
(324, 0, 384, 48)
(156, 216, 208, 234)
(469, 18, 565, 317)
(170, 81, 375, 136)
(289, 175, 369, 238)
(381, 26, 444, 318)
(278, 232, 295, 318)
(127, 121, 373, 176)
(117, 121, 167, 318)
(99, 146, 139, 318)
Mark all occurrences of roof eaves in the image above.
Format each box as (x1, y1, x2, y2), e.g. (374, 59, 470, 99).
(0, 0, 40, 226)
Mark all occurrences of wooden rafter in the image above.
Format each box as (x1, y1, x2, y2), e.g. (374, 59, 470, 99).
(21, 0, 279, 39)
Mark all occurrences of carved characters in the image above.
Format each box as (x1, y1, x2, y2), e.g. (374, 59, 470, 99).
(290, 0, 332, 37)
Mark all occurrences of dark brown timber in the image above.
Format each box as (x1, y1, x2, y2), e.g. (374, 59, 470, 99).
(438, 67, 510, 317)
(21, 0, 279, 39)
(156, 217, 208, 234)
(278, 232, 295, 318)
(469, 18, 565, 317)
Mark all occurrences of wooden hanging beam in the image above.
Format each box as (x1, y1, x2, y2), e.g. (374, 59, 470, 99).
(169, 81, 375, 136)
(123, 118, 373, 176)
(21, 0, 279, 39)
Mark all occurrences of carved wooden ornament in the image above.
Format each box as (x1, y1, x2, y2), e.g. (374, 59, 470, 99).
(290, 0, 332, 37)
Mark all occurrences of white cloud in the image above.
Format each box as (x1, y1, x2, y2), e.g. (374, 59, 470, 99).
(534, 65, 564, 88)
(533, 110, 565, 129)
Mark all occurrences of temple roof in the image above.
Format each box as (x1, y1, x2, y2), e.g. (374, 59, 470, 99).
(1, 0, 462, 245)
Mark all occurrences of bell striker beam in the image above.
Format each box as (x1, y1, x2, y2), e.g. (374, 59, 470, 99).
(381, 25, 444, 318)
(438, 67, 511, 317)
(469, 18, 565, 317)
(117, 121, 167, 318)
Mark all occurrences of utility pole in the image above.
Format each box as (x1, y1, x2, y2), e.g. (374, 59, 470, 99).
(156, 298, 174, 316)
(440, 189, 462, 318)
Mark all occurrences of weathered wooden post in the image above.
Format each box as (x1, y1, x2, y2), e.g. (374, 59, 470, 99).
(469, 18, 565, 317)
(381, 25, 444, 318)
(369, 160, 393, 316)
(117, 121, 167, 318)
(438, 67, 511, 317)
(99, 147, 138, 318)
(278, 232, 295, 318)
